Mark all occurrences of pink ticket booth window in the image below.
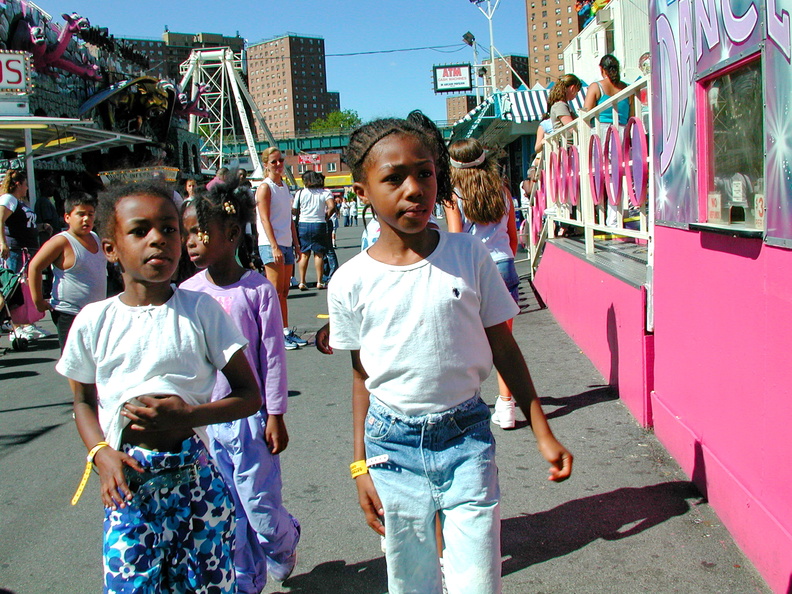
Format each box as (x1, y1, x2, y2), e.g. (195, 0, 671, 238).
(696, 56, 765, 231)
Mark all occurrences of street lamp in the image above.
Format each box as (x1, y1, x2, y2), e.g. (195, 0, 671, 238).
(468, 0, 501, 96)
(462, 31, 482, 104)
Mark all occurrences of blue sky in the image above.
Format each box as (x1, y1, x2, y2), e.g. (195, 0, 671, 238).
(38, 0, 529, 122)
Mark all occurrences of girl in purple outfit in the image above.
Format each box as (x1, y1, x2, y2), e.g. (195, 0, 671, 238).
(180, 184, 301, 592)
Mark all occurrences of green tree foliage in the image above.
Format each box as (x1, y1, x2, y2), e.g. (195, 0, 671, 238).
(309, 109, 362, 132)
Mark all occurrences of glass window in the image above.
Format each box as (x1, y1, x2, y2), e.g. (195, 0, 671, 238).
(328, 162, 337, 173)
(701, 58, 763, 229)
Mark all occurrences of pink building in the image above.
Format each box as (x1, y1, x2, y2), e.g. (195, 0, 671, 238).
(527, 0, 792, 591)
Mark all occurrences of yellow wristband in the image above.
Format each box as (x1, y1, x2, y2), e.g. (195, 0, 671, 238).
(71, 442, 110, 506)
(350, 460, 368, 479)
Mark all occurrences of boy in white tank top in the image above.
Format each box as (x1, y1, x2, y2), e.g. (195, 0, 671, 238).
(29, 193, 107, 348)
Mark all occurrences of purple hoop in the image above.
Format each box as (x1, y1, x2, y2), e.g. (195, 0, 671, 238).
(603, 125, 623, 207)
(623, 117, 649, 207)
(588, 134, 604, 205)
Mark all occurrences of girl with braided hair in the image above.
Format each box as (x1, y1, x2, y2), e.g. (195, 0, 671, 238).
(181, 184, 301, 591)
(328, 111, 572, 593)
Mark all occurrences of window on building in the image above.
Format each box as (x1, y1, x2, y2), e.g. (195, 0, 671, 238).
(543, 22, 548, 28)
(559, 64, 565, 71)
(542, 10, 547, 16)
(544, 44, 550, 50)
(327, 162, 337, 173)
(545, 66, 551, 72)
(556, 19, 562, 25)
(556, 7, 561, 13)
(545, 55, 550, 62)
(700, 58, 763, 230)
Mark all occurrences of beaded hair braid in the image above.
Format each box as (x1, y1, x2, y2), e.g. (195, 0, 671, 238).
(343, 110, 453, 205)
(189, 180, 255, 245)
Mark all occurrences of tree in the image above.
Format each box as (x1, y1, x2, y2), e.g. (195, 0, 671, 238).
(309, 109, 362, 132)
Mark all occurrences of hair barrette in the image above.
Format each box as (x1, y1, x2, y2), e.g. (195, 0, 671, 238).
(197, 231, 210, 244)
(223, 201, 237, 215)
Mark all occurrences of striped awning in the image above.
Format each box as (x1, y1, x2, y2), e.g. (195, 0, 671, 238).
(499, 88, 586, 124)
(451, 86, 587, 142)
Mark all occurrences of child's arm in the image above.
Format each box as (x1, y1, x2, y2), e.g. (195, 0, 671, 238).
(315, 322, 333, 354)
(70, 379, 144, 510)
(28, 235, 69, 312)
(122, 350, 261, 430)
(443, 200, 463, 233)
(265, 414, 288, 454)
(351, 350, 385, 535)
(485, 322, 573, 482)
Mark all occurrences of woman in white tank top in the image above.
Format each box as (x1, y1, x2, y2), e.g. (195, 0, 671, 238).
(255, 147, 305, 350)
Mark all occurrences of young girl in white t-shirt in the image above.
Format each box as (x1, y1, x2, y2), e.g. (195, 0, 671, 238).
(57, 182, 261, 593)
(328, 111, 573, 594)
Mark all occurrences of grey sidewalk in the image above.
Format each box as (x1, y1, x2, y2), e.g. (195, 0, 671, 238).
(0, 222, 770, 593)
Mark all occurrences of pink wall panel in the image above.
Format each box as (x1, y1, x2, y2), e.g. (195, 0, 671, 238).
(533, 243, 650, 424)
(652, 225, 792, 593)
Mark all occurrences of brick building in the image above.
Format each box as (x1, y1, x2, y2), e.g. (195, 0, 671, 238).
(246, 34, 340, 138)
(120, 30, 245, 80)
(525, 0, 581, 86)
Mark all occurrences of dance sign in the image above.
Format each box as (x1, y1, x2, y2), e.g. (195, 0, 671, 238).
(650, 0, 792, 241)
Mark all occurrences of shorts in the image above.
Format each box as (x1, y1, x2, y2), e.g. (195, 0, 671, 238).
(496, 258, 520, 303)
(103, 436, 236, 593)
(258, 244, 295, 266)
(297, 222, 331, 254)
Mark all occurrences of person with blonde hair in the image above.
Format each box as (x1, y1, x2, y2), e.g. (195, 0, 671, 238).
(255, 147, 306, 350)
(548, 73, 583, 130)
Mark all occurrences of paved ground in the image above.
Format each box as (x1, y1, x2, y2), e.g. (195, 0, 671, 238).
(0, 221, 771, 593)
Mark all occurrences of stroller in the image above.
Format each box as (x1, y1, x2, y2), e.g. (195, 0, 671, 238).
(0, 252, 43, 351)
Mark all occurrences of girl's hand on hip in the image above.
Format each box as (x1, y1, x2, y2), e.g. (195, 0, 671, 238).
(93, 446, 144, 510)
(356, 474, 385, 535)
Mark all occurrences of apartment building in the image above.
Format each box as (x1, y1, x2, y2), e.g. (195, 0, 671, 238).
(525, 0, 582, 86)
(121, 30, 245, 80)
(483, 54, 532, 89)
(246, 34, 340, 138)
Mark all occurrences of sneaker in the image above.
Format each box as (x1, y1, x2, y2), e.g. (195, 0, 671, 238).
(1, 320, 12, 332)
(269, 516, 301, 582)
(492, 396, 516, 429)
(30, 324, 54, 338)
(285, 329, 308, 347)
(15, 325, 38, 340)
(284, 334, 300, 350)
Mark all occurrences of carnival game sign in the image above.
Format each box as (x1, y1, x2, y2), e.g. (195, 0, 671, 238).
(0, 51, 31, 94)
(651, 0, 792, 240)
(432, 64, 473, 93)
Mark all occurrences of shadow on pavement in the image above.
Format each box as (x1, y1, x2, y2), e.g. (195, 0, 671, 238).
(0, 357, 57, 368)
(273, 557, 387, 593)
(501, 481, 701, 574)
(541, 385, 619, 420)
(0, 400, 71, 414)
(0, 424, 65, 454)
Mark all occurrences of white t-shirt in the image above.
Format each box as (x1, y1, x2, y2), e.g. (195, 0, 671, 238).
(293, 188, 332, 224)
(328, 231, 519, 416)
(256, 178, 293, 247)
(56, 287, 248, 449)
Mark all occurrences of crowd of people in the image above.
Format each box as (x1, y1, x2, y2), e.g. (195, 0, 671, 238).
(0, 67, 650, 588)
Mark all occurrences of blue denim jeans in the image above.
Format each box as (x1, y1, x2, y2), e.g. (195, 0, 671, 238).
(496, 258, 519, 303)
(365, 395, 501, 594)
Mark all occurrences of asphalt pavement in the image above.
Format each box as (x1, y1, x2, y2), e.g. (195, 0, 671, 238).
(0, 221, 770, 593)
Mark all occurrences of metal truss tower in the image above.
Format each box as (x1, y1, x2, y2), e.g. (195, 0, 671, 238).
(179, 47, 294, 183)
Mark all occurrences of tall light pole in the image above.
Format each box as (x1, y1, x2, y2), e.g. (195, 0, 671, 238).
(469, 0, 501, 96)
(462, 31, 482, 104)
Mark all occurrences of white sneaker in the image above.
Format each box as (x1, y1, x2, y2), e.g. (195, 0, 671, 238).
(30, 324, 53, 338)
(492, 396, 516, 429)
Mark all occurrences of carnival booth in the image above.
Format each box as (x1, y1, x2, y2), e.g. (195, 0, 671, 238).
(530, 0, 792, 589)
